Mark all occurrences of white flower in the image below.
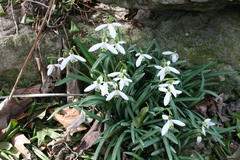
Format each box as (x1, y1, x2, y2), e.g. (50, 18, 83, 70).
(47, 64, 60, 76)
(155, 61, 180, 81)
(84, 76, 104, 92)
(197, 136, 202, 144)
(84, 76, 110, 96)
(113, 41, 126, 55)
(106, 89, 129, 101)
(158, 81, 182, 106)
(59, 54, 86, 70)
(95, 23, 122, 39)
(135, 53, 152, 67)
(161, 115, 185, 136)
(108, 70, 132, 90)
(201, 119, 215, 136)
(89, 42, 118, 54)
(162, 51, 179, 63)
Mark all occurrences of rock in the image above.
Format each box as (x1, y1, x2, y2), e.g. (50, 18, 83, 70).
(98, 0, 240, 11)
(0, 8, 61, 88)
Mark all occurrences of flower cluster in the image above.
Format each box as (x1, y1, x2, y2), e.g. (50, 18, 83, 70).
(84, 69, 132, 101)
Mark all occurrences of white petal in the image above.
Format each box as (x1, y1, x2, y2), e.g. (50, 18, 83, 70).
(167, 61, 171, 65)
(105, 43, 118, 54)
(106, 91, 117, 101)
(60, 56, 71, 70)
(162, 51, 174, 55)
(108, 24, 117, 39)
(172, 80, 180, 85)
(118, 41, 126, 44)
(158, 87, 168, 93)
(197, 136, 202, 144)
(169, 85, 178, 97)
(162, 115, 169, 120)
(88, 43, 102, 52)
(172, 120, 185, 126)
(112, 22, 122, 27)
(154, 65, 162, 69)
(95, 24, 108, 31)
(168, 66, 180, 74)
(84, 84, 97, 92)
(172, 53, 179, 62)
(164, 92, 171, 106)
(47, 65, 54, 76)
(100, 83, 109, 96)
(118, 91, 129, 101)
(108, 72, 120, 77)
(58, 57, 64, 62)
(116, 44, 125, 54)
(143, 54, 152, 59)
(157, 69, 166, 81)
(202, 126, 206, 136)
(161, 121, 171, 136)
(208, 122, 215, 126)
(74, 55, 87, 62)
(136, 56, 144, 67)
(204, 118, 211, 123)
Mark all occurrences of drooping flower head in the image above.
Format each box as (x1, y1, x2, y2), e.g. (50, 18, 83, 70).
(158, 80, 182, 106)
(135, 52, 152, 67)
(58, 53, 86, 70)
(95, 22, 122, 39)
(162, 51, 179, 63)
(155, 61, 180, 81)
(161, 114, 185, 136)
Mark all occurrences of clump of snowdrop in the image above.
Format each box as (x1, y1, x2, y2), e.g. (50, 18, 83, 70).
(162, 51, 179, 63)
(135, 52, 152, 67)
(161, 114, 185, 136)
(155, 61, 180, 81)
(158, 80, 182, 106)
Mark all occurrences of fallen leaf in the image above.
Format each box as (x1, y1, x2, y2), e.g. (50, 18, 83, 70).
(12, 134, 31, 159)
(73, 120, 101, 153)
(14, 84, 41, 94)
(53, 107, 86, 130)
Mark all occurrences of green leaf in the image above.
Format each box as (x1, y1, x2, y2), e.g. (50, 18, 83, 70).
(69, 21, 80, 34)
(133, 107, 149, 128)
(32, 146, 51, 160)
(111, 131, 127, 160)
(0, 4, 5, 15)
(36, 128, 62, 146)
(163, 137, 173, 160)
(0, 142, 12, 150)
(73, 36, 96, 65)
(124, 152, 144, 160)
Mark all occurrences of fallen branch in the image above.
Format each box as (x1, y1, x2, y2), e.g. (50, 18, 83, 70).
(0, 93, 86, 99)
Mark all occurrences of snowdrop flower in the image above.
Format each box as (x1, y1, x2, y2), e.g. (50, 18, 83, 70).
(162, 51, 179, 63)
(59, 54, 86, 70)
(108, 70, 132, 90)
(89, 42, 118, 54)
(47, 64, 60, 76)
(155, 61, 180, 81)
(135, 53, 152, 67)
(201, 119, 215, 136)
(84, 76, 104, 92)
(95, 22, 122, 39)
(161, 114, 185, 136)
(106, 83, 129, 101)
(113, 41, 126, 55)
(158, 81, 182, 106)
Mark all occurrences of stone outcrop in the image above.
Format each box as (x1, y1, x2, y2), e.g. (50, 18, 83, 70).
(98, 0, 240, 11)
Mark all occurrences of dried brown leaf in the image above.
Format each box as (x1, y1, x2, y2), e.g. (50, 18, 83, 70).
(12, 134, 31, 159)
